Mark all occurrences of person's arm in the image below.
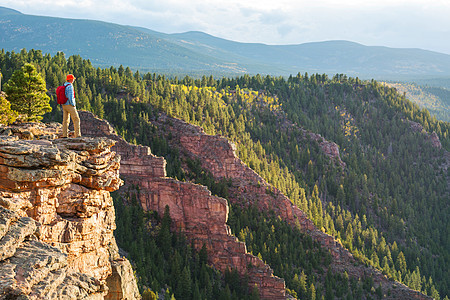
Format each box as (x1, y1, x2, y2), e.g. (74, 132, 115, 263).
(65, 83, 76, 106)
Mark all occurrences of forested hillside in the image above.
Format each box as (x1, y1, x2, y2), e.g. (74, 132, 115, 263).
(1, 49, 448, 299)
(384, 82, 450, 122)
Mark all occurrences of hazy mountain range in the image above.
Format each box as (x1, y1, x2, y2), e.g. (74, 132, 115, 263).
(2, 6, 450, 81)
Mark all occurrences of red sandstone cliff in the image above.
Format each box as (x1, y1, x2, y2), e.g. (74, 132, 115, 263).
(80, 111, 286, 299)
(149, 113, 431, 300)
(0, 123, 140, 299)
(79, 110, 431, 299)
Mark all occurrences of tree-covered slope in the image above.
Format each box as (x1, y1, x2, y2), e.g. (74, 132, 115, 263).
(136, 73, 449, 299)
(384, 82, 450, 122)
(1, 49, 448, 299)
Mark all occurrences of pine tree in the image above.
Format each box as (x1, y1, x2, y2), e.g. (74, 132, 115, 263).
(250, 285, 260, 300)
(292, 273, 301, 292)
(199, 243, 208, 266)
(396, 251, 407, 275)
(309, 282, 316, 300)
(430, 285, 440, 300)
(221, 285, 232, 300)
(300, 270, 308, 298)
(176, 266, 192, 299)
(192, 281, 201, 300)
(92, 93, 104, 118)
(4, 63, 51, 121)
(159, 205, 172, 258)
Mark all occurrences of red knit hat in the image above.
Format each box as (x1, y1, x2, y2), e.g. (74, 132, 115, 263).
(66, 74, 76, 81)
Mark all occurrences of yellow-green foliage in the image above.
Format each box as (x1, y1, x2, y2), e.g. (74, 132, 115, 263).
(386, 82, 440, 108)
(335, 105, 359, 141)
(0, 93, 18, 125)
(142, 288, 157, 300)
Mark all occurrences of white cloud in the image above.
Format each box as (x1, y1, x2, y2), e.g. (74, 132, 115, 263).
(1, 0, 450, 54)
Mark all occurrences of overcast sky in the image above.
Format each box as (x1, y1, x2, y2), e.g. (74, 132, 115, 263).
(2, 0, 450, 55)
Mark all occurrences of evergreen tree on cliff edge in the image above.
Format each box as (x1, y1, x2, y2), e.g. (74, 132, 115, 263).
(4, 63, 51, 122)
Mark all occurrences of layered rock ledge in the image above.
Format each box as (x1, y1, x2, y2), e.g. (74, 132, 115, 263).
(0, 124, 140, 299)
(0, 206, 106, 299)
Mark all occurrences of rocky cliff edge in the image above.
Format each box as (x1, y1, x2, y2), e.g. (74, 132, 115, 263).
(0, 123, 140, 299)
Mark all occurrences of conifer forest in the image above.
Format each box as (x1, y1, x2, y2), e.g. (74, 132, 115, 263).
(1, 49, 448, 299)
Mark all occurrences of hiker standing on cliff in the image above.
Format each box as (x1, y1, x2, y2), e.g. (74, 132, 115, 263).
(61, 74, 81, 138)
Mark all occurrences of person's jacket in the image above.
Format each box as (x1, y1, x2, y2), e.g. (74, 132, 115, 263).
(64, 82, 76, 106)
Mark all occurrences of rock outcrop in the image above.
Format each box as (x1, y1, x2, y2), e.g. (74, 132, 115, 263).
(309, 132, 345, 167)
(0, 206, 106, 299)
(80, 111, 286, 299)
(407, 120, 442, 149)
(0, 125, 140, 299)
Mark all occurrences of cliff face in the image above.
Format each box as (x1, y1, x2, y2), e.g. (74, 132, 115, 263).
(80, 110, 430, 299)
(0, 205, 106, 299)
(80, 111, 286, 299)
(150, 113, 431, 300)
(0, 124, 140, 299)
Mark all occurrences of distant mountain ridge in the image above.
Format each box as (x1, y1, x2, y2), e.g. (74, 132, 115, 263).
(2, 6, 450, 80)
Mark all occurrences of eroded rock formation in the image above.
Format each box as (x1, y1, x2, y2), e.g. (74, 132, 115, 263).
(80, 111, 286, 299)
(0, 206, 106, 299)
(0, 125, 140, 299)
(150, 113, 431, 300)
(80, 110, 430, 299)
